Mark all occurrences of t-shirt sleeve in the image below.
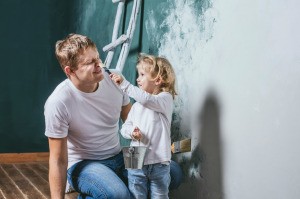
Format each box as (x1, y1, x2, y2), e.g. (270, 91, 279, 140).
(44, 99, 69, 138)
(108, 69, 130, 106)
(122, 92, 130, 106)
(120, 106, 135, 140)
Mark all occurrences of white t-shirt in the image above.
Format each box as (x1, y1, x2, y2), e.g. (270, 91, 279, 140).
(119, 79, 173, 165)
(44, 70, 130, 168)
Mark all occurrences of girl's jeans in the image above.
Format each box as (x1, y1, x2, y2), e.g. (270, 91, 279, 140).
(128, 163, 171, 199)
(67, 152, 182, 199)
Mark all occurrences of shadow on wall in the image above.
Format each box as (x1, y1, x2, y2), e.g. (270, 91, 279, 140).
(173, 91, 223, 199)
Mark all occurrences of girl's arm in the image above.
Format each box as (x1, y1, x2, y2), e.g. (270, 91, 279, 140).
(111, 75, 173, 114)
(123, 79, 173, 114)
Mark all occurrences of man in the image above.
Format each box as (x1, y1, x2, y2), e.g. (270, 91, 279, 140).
(44, 33, 181, 199)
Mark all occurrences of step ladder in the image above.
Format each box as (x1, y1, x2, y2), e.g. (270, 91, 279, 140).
(103, 0, 142, 72)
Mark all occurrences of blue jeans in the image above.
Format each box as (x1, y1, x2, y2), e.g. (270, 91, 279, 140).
(169, 160, 183, 190)
(67, 152, 182, 199)
(128, 163, 170, 199)
(67, 152, 130, 199)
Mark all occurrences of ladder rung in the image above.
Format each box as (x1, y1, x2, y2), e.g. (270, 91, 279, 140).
(112, 0, 125, 4)
(103, 34, 128, 52)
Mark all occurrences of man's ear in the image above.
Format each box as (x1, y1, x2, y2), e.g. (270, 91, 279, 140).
(64, 66, 73, 77)
(155, 77, 162, 86)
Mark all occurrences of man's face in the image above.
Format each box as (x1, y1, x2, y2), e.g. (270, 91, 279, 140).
(73, 47, 104, 84)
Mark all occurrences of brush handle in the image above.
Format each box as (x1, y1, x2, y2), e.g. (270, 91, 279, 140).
(103, 67, 112, 75)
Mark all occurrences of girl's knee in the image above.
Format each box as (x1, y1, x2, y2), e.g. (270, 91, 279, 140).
(106, 187, 130, 199)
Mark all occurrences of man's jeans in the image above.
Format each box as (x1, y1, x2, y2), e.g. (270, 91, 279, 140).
(67, 152, 182, 199)
(128, 163, 170, 199)
(67, 152, 130, 199)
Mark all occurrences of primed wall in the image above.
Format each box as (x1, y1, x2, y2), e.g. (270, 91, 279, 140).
(141, 0, 300, 198)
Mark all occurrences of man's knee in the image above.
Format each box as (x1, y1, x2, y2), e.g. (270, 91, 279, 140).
(169, 160, 183, 190)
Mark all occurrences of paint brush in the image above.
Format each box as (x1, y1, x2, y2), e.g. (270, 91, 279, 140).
(100, 62, 112, 75)
(103, 66, 112, 75)
(171, 138, 191, 154)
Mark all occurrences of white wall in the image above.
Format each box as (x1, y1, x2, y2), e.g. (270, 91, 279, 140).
(146, 0, 300, 198)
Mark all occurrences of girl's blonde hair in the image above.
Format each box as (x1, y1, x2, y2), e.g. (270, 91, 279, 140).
(137, 53, 177, 98)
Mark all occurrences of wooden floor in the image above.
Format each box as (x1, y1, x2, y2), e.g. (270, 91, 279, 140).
(0, 153, 180, 199)
(0, 162, 78, 199)
(0, 153, 78, 199)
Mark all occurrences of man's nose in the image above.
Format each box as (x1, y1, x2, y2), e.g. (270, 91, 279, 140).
(95, 60, 101, 67)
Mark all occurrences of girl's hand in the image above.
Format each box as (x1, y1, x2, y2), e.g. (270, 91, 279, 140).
(132, 127, 142, 140)
(109, 73, 123, 85)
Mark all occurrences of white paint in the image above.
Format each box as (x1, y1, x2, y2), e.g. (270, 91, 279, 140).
(147, 0, 300, 198)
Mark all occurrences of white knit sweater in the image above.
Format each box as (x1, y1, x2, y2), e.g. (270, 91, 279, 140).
(119, 79, 173, 165)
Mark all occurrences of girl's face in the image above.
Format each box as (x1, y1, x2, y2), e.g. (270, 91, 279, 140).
(136, 66, 156, 94)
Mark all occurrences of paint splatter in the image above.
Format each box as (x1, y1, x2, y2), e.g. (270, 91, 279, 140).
(145, 4, 221, 195)
(146, 0, 217, 145)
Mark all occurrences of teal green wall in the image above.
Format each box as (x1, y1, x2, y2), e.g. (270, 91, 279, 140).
(0, 0, 183, 152)
(0, 0, 145, 152)
(0, 0, 73, 152)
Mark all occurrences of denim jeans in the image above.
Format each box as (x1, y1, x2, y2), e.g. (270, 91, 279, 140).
(67, 152, 182, 199)
(67, 152, 130, 199)
(128, 163, 171, 199)
(169, 160, 183, 190)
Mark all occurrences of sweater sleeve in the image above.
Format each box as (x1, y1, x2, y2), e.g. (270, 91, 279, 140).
(119, 79, 173, 115)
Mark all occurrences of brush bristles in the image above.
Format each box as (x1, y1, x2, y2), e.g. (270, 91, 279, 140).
(180, 139, 191, 152)
(171, 138, 191, 153)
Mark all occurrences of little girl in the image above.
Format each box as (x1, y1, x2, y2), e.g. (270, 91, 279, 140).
(110, 53, 177, 199)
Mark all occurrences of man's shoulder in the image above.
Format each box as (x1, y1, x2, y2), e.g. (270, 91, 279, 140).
(45, 80, 72, 105)
(101, 71, 129, 100)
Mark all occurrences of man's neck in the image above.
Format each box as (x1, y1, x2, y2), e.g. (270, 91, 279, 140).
(71, 79, 99, 93)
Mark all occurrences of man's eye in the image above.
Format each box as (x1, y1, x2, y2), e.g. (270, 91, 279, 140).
(93, 58, 100, 63)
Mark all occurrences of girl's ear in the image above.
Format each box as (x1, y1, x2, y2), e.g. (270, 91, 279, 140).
(155, 76, 162, 86)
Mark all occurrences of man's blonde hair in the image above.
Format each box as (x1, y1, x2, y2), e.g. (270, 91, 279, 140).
(137, 53, 177, 98)
(55, 33, 97, 71)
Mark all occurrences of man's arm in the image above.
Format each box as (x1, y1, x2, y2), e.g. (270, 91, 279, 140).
(120, 103, 132, 122)
(48, 137, 68, 199)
